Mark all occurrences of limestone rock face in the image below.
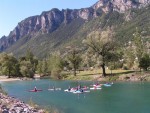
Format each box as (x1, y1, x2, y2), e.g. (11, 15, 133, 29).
(0, 36, 7, 51)
(78, 8, 94, 20)
(112, 0, 137, 13)
(0, 0, 150, 51)
(139, 0, 150, 7)
(92, 0, 113, 13)
(139, 0, 150, 4)
(92, 0, 138, 13)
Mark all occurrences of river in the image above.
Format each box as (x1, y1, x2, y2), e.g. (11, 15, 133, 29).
(1, 79, 150, 113)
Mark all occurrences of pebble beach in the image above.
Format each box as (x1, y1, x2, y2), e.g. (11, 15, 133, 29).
(0, 93, 45, 113)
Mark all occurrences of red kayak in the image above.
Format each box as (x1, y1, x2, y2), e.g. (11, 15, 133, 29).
(28, 89, 42, 92)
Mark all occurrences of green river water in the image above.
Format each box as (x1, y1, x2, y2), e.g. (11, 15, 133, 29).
(1, 79, 150, 113)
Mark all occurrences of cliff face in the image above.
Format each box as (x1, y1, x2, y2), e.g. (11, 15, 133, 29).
(0, 8, 96, 51)
(0, 0, 150, 52)
(139, 0, 150, 5)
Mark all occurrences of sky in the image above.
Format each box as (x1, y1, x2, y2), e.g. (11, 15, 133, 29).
(0, 0, 98, 37)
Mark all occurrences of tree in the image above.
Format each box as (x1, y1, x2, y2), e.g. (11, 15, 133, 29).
(20, 60, 34, 78)
(123, 28, 145, 70)
(67, 48, 82, 76)
(42, 59, 48, 75)
(36, 61, 43, 76)
(133, 28, 145, 64)
(106, 52, 121, 74)
(83, 29, 116, 77)
(47, 53, 64, 79)
(25, 49, 38, 73)
(82, 49, 96, 69)
(0, 53, 20, 77)
(123, 44, 135, 69)
(19, 50, 38, 78)
(139, 54, 150, 71)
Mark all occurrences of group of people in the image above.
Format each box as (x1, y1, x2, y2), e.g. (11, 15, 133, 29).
(68, 85, 85, 92)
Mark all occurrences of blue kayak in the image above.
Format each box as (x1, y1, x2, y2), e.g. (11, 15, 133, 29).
(103, 84, 112, 87)
(73, 90, 83, 94)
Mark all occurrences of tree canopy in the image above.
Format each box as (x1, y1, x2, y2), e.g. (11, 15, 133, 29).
(139, 54, 150, 71)
(67, 48, 82, 76)
(83, 29, 117, 76)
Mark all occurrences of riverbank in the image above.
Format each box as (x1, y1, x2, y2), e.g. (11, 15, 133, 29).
(0, 92, 45, 113)
(0, 77, 47, 112)
(1, 70, 150, 82)
(63, 70, 150, 82)
(0, 76, 34, 82)
(0, 76, 21, 82)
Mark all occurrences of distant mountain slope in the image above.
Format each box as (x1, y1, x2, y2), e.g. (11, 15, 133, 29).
(0, 0, 150, 58)
(5, 18, 85, 58)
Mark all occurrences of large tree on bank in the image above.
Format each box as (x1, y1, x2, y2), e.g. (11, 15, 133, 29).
(19, 50, 38, 78)
(0, 53, 20, 78)
(83, 29, 116, 77)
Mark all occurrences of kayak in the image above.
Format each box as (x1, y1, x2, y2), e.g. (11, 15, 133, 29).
(73, 90, 83, 94)
(90, 87, 102, 90)
(92, 84, 102, 87)
(103, 82, 113, 87)
(73, 89, 90, 94)
(83, 90, 90, 93)
(28, 89, 42, 92)
(103, 84, 112, 87)
(64, 88, 77, 92)
(48, 88, 61, 91)
(64, 89, 76, 92)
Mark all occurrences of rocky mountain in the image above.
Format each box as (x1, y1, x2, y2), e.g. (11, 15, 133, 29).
(0, 0, 150, 58)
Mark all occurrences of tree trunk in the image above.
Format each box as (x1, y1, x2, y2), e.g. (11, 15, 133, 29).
(73, 64, 76, 76)
(101, 63, 106, 77)
(73, 69, 76, 76)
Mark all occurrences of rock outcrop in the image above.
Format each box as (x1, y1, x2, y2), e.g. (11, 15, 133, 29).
(0, 0, 150, 52)
(139, 0, 150, 6)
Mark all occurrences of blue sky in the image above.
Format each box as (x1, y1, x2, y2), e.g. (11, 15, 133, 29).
(0, 0, 98, 37)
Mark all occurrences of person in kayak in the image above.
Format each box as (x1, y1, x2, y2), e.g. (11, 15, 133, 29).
(34, 86, 37, 92)
(84, 86, 87, 89)
(78, 85, 81, 90)
(96, 82, 99, 86)
(80, 89, 84, 92)
(68, 86, 71, 91)
(53, 86, 55, 91)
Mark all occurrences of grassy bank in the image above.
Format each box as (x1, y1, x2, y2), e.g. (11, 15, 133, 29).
(62, 69, 135, 81)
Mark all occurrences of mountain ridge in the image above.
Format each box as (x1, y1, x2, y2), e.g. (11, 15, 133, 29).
(0, 0, 150, 57)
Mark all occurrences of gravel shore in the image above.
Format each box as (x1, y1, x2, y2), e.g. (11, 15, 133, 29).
(0, 93, 45, 113)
